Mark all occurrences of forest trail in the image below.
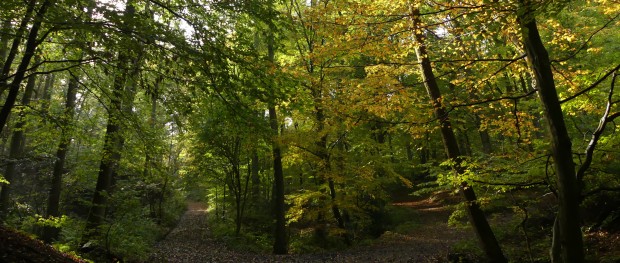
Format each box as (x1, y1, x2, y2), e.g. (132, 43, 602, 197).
(148, 197, 470, 262)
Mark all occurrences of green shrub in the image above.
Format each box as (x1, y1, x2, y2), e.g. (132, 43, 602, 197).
(103, 213, 165, 262)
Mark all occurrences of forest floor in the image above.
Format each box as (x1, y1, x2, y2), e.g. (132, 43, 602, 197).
(0, 225, 87, 263)
(148, 195, 471, 263)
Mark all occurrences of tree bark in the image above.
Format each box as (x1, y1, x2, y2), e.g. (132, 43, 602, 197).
(83, 0, 138, 243)
(142, 82, 159, 179)
(0, 67, 37, 218)
(39, 74, 54, 111)
(267, 29, 288, 255)
(269, 106, 287, 254)
(0, 0, 37, 96)
(83, 77, 123, 239)
(475, 115, 493, 154)
(517, 2, 584, 262)
(410, 7, 506, 263)
(0, 0, 50, 135)
(251, 150, 260, 200)
(42, 75, 78, 242)
(0, 19, 13, 74)
(314, 91, 349, 244)
(550, 215, 562, 263)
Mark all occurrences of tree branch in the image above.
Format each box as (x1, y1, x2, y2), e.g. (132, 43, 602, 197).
(576, 70, 618, 182)
(552, 12, 620, 64)
(471, 179, 547, 188)
(560, 64, 620, 103)
(432, 54, 526, 63)
(450, 89, 537, 108)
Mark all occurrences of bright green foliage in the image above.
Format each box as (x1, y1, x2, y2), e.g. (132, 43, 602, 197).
(1, 0, 619, 261)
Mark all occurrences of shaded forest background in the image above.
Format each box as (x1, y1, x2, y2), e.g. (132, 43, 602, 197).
(0, 0, 619, 262)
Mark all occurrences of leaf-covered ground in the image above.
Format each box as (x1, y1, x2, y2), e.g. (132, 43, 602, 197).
(149, 197, 470, 263)
(0, 225, 86, 263)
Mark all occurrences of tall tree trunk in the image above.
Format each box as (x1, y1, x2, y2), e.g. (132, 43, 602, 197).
(457, 129, 472, 156)
(267, 30, 288, 255)
(475, 115, 493, 154)
(229, 139, 244, 236)
(517, 2, 584, 262)
(0, 0, 50, 135)
(83, 0, 138, 244)
(233, 165, 242, 236)
(83, 73, 124, 240)
(251, 150, 260, 200)
(0, 19, 13, 74)
(314, 93, 348, 244)
(269, 106, 287, 254)
(410, 7, 506, 263)
(0, 0, 37, 96)
(0, 67, 37, 218)
(39, 74, 54, 112)
(142, 83, 159, 179)
(42, 75, 78, 242)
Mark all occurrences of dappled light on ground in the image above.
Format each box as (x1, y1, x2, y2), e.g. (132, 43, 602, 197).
(149, 198, 470, 262)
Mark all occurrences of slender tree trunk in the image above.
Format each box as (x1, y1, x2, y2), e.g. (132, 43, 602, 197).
(230, 142, 244, 236)
(40, 74, 54, 113)
(215, 186, 219, 218)
(267, 29, 287, 255)
(410, 7, 506, 263)
(158, 178, 167, 221)
(0, 0, 37, 96)
(0, 0, 50, 135)
(251, 150, 260, 200)
(240, 163, 251, 232)
(457, 130, 472, 156)
(517, 2, 584, 262)
(327, 176, 348, 242)
(269, 106, 287, 254)
(142, 84, 158, 179)
(83, 0, 138, 244)
(0, 19, 13, 73)
(0, 68, 37, 218)
(550, 215, 562, 263)
(83, 83, 123, 238)
(222, 185, 226, 218)
(314, 95, 348, 244)
(144, 82, 164, 220)
(475, 115, 493, 154)
(42, 75, 78, 242)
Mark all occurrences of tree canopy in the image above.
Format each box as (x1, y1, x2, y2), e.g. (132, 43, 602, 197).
(0, 0, 619, 262)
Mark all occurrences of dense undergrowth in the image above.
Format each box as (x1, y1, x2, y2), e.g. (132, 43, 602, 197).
(1, 182, 187, 262)
(202, 178, 620, 263)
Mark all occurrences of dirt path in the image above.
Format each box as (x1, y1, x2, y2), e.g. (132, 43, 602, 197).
(148, 202, 238, 262)
(149, 198, 470, 262)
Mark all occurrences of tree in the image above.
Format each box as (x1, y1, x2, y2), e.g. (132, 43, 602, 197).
(516, 1, 584, 261)
(267, 27, 288, 255)
(42, 73, 78, 242)
(0, 0, 37, 96)
(409, 7, 507, 262)
(0, 61, 38, 218)
(83, 0, 140, 243)
(284, 0, 352, 245)
(0, 0, 50, 135)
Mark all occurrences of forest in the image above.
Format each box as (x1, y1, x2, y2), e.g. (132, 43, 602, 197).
(0, 0, 619, 262)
